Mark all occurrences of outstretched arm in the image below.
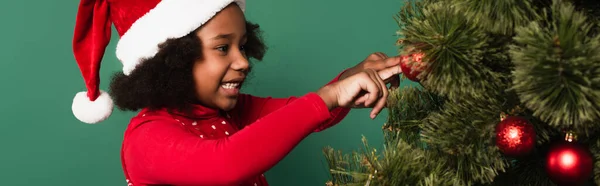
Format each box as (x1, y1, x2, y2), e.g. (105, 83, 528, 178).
(230, 70, 351, 131)
(230, 53, 403, 131)
(123, 93, 337, 185)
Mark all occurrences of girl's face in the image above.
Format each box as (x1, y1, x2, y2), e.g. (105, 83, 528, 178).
(193, 3, 249, 111)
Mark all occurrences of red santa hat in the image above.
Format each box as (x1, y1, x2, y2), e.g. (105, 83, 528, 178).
(71, 0, 245, 124)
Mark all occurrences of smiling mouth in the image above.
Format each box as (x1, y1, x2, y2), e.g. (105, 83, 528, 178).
(221, 82, 241, 89)
(221, 76, 245, 89)
(219, 78, 245, 97)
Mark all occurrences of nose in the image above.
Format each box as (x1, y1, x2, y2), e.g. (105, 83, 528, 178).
(231, 48, 249, 72)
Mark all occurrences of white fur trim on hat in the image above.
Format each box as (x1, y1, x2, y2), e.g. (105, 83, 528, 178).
(116, 0, 246, 76)
(72, 90, 113, 124)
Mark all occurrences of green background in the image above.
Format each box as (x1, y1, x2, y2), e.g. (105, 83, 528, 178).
(0, 0, 406, 185)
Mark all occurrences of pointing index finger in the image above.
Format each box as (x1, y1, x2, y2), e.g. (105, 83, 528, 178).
(384, 56, 403, 67)
(377, 64, 403, 81)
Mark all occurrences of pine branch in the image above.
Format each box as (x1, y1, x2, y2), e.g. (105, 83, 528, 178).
(324, 136, 461, 186)
(491, 158, 557, 186)
(396, 0, 506, 102)
(394, 0, 437, 39)
(509, 0, 600, 131)
(591, 138, 600, 185)
(570, 0, 600, 29)
(479, 33, 514, 77)
(453, 0, 540, 35)
(323, 146, 371, 185)
(394, 0, 423, 33)
(367, 137, 462, 186)
(384, 85, 444, 145)
(420, 98, 509, 185)
(527, 110, 562, 145)
(323, 136, 433, 186)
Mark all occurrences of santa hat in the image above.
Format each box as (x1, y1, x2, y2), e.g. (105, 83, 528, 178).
(71, 0, 245, 124)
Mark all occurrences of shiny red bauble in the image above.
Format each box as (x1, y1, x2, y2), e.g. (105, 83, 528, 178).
(545, 141, 593, 186)
(400, 53, 426, 81)
(495, 116, 536, 157)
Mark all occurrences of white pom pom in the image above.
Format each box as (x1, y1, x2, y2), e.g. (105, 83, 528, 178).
(72, 90, 114, 124)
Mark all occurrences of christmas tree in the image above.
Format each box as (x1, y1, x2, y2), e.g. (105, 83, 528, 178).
(323, 0, 600, 185)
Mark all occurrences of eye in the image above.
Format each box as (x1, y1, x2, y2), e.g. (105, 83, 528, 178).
(216, 45, 229, 52)
(239, 44, 246, 51)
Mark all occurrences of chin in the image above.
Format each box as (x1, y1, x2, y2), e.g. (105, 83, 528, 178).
(217, 98, 238, 111)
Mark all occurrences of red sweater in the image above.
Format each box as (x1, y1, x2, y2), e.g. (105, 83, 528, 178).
(121, 72, 351, 186)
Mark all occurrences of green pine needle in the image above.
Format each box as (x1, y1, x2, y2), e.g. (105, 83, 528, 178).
(385, 86, 444, 145)
(421, 98, 508, 185)
(593, 139, 600, 185)
(397, 0, 505, 102)
(454, 0, 540, 35)
(509, 0, 600, 130)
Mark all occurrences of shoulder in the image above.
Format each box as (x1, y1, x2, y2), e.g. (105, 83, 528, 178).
(122, 108, 194, 151)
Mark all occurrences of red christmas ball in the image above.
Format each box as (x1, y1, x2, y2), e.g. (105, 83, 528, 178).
(400, 53, 426, 81)
(495, 116, 536, 157)
(545, 141, 593, 186)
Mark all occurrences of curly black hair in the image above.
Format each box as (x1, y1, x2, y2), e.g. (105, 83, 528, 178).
(109, 21, 266, 113)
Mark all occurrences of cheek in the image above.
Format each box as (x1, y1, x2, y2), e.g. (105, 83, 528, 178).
(193, 64, 218, 93)
(192, 57, 229, 98)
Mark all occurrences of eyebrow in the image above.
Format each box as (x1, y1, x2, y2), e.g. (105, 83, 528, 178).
(211, 33, 248, 40)
(212, 33, 234, 40)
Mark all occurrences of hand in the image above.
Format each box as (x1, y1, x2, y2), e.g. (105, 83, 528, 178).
(339, 52, 403, 89)
(316, 67, 402, 119)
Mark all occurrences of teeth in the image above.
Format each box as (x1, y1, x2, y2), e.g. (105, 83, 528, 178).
(221, 83, 239, 89)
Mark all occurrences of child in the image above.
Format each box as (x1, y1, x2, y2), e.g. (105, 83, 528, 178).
(70, 0, 402, 185)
